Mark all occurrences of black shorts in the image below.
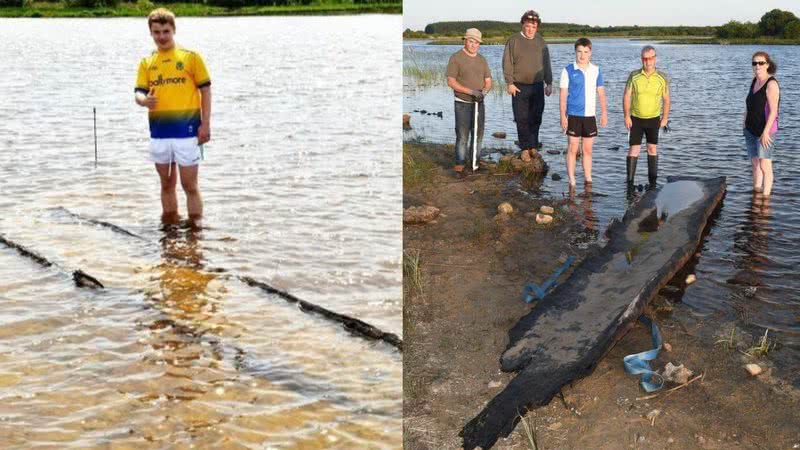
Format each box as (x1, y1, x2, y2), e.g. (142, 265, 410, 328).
(566, 115, 598, 138)
(629, 116, 660, 145)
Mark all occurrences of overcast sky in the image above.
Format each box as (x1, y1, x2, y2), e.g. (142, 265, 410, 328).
(403, 0, 799, 30)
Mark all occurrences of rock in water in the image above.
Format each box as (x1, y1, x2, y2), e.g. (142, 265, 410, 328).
(492, 132, 506, 139)
(552, 173, 562, 181)
(403, 206, 440, 224)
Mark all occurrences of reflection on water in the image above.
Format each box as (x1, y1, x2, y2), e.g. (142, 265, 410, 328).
(729, 193, 771, 289)
(0, 16, 401, 448)
(405, 39, 800, 384)
(567, 183, 600, 247)
(655, 180, 704, 221)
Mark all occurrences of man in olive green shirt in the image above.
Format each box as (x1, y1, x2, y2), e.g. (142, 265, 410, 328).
(623, 45, 670, 187)
(446, 28, 492, 176)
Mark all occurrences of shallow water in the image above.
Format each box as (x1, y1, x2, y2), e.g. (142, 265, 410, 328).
(0, 16, 401, 448)
(404, 39, 800, 384)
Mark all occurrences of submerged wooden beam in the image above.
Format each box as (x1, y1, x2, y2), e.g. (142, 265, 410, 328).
(1, 233, 104, 289)
(240, 276, 403, 351)
(462, 176, 726, 449)
(46, 208, 403, 351)
(53, 206, 146, 240)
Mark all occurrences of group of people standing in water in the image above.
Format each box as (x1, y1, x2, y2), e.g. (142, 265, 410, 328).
(445, 10, 781, 196)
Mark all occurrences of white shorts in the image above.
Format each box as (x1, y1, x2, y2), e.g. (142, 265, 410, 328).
(149, 138, 202, 166)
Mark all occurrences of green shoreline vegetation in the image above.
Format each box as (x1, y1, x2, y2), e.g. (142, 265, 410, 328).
(403, 8, 800, 45)
(0, 0, 400, 17)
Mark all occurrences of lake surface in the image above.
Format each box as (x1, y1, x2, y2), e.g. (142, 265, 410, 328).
(404, 39, 800, 385)
(0, 16, 401, 448)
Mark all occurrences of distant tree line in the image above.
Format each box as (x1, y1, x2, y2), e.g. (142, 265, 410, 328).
(419, 20, 717, 38)
(0, 0, 397, 7)
(408, 10, 799, 40)
(717, 9, 800, 39)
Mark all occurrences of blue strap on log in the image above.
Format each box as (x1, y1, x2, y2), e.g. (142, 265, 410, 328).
(623, 315, 664, 392)
(521, 256, 574, 303)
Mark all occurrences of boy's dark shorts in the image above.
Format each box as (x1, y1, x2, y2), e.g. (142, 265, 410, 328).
(566, 115, 598, 138)
(629, 116, 660, 145)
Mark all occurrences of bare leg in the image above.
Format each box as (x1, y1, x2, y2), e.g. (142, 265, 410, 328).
(751, 157, 763, 192)
(627, 144, 641, 158)
(581, 137, 594, 183)
(646, 144, 657, 156)
(155, 163, 179, 223)
(566, 136, 580, 186)
(760, 159, 773, 196)
(179, 164, 203, 222)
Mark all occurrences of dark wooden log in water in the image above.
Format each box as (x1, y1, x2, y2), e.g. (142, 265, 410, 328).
(239, 276, 403, 351)
(0, 233, 53, 267)
(1, 233, 105, 290)
(54, 207, 146, 240)
(49, 208, 403, 352)
(462, 176, 726, 449)
(73, 269, 105, 289)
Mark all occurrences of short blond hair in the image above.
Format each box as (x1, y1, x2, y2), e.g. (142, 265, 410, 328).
(148, 8, 176, 30)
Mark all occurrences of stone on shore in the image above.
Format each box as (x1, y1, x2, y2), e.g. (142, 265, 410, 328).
(497, 202, 513, 215)
(403, 205, 440, 224)
(539, 205, 554, 215)
(745, 363, 763, 376)
(686, 274, 697, 285)
(663, 362, 693, 384)
(535, 213, 553, 225)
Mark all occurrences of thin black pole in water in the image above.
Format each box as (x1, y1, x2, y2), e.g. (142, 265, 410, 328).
(93, 107, 97, 167)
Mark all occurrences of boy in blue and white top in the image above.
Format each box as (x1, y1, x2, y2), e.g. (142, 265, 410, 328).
(559, 38, 607, 187)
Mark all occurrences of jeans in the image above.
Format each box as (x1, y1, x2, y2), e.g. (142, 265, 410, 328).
(454, 100, 485, 166)
(511, 81, 545, 150)
(743, 128, 774, 160)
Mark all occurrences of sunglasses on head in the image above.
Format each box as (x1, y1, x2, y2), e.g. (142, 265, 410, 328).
(752, 61, 767, 66)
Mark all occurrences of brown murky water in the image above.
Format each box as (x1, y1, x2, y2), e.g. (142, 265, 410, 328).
(0, 16, 401, 448)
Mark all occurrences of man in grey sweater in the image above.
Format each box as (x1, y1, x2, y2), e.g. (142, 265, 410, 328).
(502, 10, 553, 153)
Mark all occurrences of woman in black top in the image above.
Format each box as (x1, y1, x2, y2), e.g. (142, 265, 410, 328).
(743, 51, 780, 196)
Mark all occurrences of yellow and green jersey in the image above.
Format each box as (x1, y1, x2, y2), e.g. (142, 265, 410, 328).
(135, 47, 210, 139)
(626, 68, 668, 119)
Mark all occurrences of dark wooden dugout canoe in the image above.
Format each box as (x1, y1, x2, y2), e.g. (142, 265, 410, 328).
(462, 176, 726, 449)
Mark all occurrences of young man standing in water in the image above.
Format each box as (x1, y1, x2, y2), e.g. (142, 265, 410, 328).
(135, 8, 211, 227)
(559, 38, 607, 188)
(502, 10, 553, 154)
(446, 28, 492, 178)
(623, 45, 669, 187)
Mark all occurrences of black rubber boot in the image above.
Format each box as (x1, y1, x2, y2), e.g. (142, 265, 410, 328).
(626, 156, 638, 185)
(648, 154, 658, 186)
